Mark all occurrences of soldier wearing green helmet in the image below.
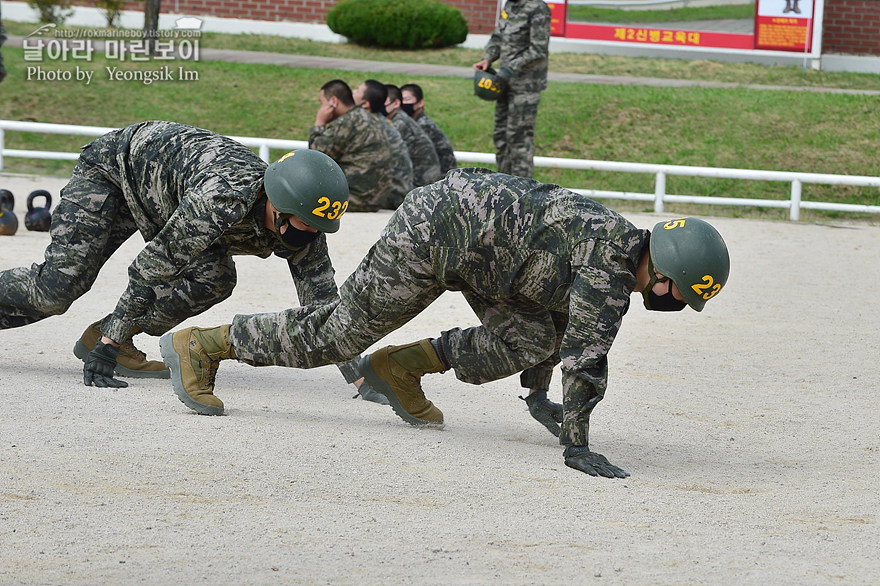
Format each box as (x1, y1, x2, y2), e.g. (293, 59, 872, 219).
(0, 121, 373, 401)
(160, 168, 730, 479)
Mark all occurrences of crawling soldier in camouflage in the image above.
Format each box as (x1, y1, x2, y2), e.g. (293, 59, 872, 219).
(0, 121, 373, 400)
(160, 168, 729, 478)
(474, 0, 551, 179)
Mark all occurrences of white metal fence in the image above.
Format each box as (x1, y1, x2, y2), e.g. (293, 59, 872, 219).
(2, 120, 879, 222)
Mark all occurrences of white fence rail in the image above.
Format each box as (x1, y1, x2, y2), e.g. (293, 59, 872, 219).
(2, 120, 879, 222)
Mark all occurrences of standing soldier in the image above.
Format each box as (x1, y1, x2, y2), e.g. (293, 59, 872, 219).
(474, 0, 551, 178)
(160, 168, 730, 479)
(400, 83, 457, 175)
(0, 121, 368, 397)
(310, 79, 394, 212)
(385, 84, 442, 188)
(353, 79, 414, 210)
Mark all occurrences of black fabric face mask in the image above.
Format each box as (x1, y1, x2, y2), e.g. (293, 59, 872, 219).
(645, 280, 687, 312)
(274, 213, 320, 250)
(400, 103, 416, 117)
(280, 224, 320, 249)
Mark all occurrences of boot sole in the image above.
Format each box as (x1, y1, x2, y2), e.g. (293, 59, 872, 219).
(358, 355, 443, 427)
(159, 332, 224, 416)
(73, 340, 171, 379)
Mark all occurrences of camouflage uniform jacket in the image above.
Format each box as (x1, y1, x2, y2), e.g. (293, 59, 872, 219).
(483, 0, 551, 93)
(429, 168, 648, 446)
(309, 106, 393, 212)
(414, 113, 457, 175)
(373, 112, 414, 208)
(390, 110, 442, 187)
(81, 121, 338, 342)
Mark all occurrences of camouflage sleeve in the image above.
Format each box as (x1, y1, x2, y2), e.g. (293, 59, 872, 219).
(407, 123, 442, 186)
(507, 4, 551, 74)
(483, 26, 502, 64)
(421, 120, 457, 175)
(103, 180, 252, 342)
(308, 123, 349, 162)
(283, 234, 339, 307)
(558, 240, 634, 448)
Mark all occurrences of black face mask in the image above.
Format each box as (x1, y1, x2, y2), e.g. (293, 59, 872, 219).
(645, 280, 687, 312)
(400, 103, 416, 117)
(280, 225, 320, 249)
(274, 213, 320, 250)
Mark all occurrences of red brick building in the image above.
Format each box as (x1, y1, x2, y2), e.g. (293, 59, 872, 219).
(822, 0, 880, 55)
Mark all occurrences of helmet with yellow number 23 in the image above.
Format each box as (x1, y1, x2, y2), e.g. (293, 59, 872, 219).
(264, 149, 349, 233)
(649, 217, 730, 312)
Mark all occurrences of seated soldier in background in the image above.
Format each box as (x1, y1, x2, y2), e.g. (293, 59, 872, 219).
(309, 79, 393, 212)
(400, 83, 457, 175)
(385, 84, 442, 188)
(353, 79, 414, 210)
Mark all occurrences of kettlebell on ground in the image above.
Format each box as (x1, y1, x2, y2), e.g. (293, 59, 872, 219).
(25, 190, 53, 232)
(0, 189, 19, 236)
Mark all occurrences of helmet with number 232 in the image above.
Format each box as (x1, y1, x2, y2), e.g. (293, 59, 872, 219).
(650, 217, 730, 312)
(264, 149, 349, 233)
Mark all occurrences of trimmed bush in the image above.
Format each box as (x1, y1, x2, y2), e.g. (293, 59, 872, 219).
(327, 0, 468, 49)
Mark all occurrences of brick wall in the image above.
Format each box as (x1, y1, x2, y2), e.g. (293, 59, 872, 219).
(822, 0, 880, 55)
(79, 0, 500, 34)
(74, 0, 880, 56)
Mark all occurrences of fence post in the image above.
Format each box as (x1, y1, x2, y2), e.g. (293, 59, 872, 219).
(260, 144, 270, 163)
(0, 128, 4, 172)
(654, 171, 666, 213)
(790, 179, 802, 221)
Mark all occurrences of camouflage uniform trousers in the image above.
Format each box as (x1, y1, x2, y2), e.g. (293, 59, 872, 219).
(494, 90, 542, 179)
(231, 187, 563, 387)
(0, 164, 236, 335)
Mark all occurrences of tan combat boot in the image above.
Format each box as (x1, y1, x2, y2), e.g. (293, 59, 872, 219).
(358, 339, 446, 426)
(159, 325, 236, 416)
(74, 320, 170, 379)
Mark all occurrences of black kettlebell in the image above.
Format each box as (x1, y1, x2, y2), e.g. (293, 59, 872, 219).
(0, 189, 18, 236)
(25, 190, 53, 232)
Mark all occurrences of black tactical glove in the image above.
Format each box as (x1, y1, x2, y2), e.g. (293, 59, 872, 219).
(353, 380, 390, 406)
(520, 391, 563, 437)
(83, 341, 129, 388)
(563, 445, 629, 478)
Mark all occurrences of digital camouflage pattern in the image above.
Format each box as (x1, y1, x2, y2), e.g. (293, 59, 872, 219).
(390, 110, 442, 188)
(0, 121, 361, 380)
(414, 113, 457, 175)
(494, 90, 542, 178)
(373, 113, 414, 209)
(230, 167, 648, 448)
(309, 107, 393, 212)
(482, 0, 551, 179)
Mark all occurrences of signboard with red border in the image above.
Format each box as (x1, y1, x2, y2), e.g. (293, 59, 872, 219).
(545, 0, 820, 53)
(754, 0, 815, 51)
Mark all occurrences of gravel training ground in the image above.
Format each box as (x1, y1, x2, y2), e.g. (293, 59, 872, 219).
(1, 172, 878, 585)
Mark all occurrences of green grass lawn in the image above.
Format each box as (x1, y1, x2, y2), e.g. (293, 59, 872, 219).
(1, 22, 879, 222)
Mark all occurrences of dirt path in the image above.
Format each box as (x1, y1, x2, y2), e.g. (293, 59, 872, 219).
(1, 173, 878, 584)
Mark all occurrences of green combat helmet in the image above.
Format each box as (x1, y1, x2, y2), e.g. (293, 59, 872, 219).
(264, 149, 349, 233)
(474, 68, 505, 101)
(649, 217, 730, 311)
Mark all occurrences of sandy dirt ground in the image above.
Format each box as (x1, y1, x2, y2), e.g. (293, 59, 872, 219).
(1, 172, 879, 585)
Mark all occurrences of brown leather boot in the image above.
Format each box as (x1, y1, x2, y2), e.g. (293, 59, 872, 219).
(159, 325, 236, 416)
(74, 320, 170, 379)
(358, 339, 445, 426)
